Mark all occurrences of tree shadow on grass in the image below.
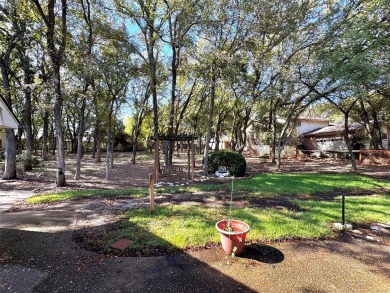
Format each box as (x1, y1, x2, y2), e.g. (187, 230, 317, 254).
(1, 221, 258, 292)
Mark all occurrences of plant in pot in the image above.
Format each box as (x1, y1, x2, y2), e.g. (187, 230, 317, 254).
(215, 177, 250, 256)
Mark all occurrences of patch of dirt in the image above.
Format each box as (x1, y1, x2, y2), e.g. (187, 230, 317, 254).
(339, 223, 390, 245)
(72, 218, 390, 258)
(1, 152, 389, 193)
(2, 152, 389, 257)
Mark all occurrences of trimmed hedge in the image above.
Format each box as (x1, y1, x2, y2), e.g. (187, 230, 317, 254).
(208, 150, 246, 177)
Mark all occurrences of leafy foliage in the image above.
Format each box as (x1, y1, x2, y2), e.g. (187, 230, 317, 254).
(208, 150, 246, 177)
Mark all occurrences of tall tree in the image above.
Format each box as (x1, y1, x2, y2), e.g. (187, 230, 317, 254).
(73, 0, 95, 180)
(115, 0, 166, 178)
(95, 35, 131, 179)
(0, 1, 22, 179)
(198, 0, 250, 176)
(18, 27, 35, 171)
(30, 0, 67, 186)
(127, 77, 151, 164)
(159, 0, 200, 165)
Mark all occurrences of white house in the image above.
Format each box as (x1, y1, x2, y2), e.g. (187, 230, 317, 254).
(0, 97, 20, 149)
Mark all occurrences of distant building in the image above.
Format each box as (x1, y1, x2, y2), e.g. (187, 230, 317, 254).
(300, 121, 389, 151)
(246, 116, 390, 156)
(0, 97, 20, 150)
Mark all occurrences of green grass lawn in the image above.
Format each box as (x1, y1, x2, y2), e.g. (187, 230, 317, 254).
(27, 173, 390, 203)
(27, 187, 147, 204)
(27, 173, 390, 254)
(104, 194, 389, 255)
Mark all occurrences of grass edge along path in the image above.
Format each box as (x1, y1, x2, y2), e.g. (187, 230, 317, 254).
(27, 173, 390, 204)
(99, 194, 389, 256)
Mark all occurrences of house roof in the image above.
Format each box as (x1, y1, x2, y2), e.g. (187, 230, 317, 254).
(0, 97, 20, 129)
(298, 116, 330, 122)
(301, 123, 364, 137)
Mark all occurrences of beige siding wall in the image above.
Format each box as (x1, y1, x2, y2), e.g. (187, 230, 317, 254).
(0, 130, 5, 150)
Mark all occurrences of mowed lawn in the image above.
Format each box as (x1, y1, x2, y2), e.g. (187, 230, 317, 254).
(27, 173, 390, 255)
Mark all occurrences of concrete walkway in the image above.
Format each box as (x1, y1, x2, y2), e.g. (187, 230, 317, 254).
(0, 190, 34, 214)
(0, 197, 389, 292)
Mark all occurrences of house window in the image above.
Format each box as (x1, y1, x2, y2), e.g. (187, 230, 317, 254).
(382, 133, 388, 140)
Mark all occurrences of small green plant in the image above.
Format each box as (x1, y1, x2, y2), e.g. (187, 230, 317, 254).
(15, 151, 41, 171)
(208, 150, 246, 177)
(224, 221, 233, 232)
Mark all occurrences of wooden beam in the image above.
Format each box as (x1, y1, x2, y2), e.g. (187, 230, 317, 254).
(187, 140, 191, 179)
(191, 138, 195, 181)
(149, 173, 155, 214)
(154, 138, 159, 181)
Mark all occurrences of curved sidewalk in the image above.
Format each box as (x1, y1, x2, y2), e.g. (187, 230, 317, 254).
(0, 199, 389, 292)
(0, 190, 35, 214)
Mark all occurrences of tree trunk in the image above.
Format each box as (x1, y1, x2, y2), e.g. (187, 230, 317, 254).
(17, 127, 23, 152)
(343, 113, 357, 171)
(92, 133, 96, 158)
(42, 109, 49, 161)
(105, 109, 112, 180)
(147, 28, 160, 178)
(75, 97, 86, 180)
(271, 112, 277, 164)
(75, 0, 93, 179)
(215, 113, 222, 151)
(53, 64, 66, 186)
(131, 136, 138, 164)
(22, 58, 33, 171)
(95, 125, 102, 162)
(105, 130, 111, 180)
(50, 122, 56, 155)
(203, 61, 216, 176)
(0, 48, 17, 179)
(110, 124, 115, 169)
(276, 109, 296, 170)
(237, 108, 252, 154)
(276, 126, 288, 170)
(32, 0, 68, 186)
(2, 129, 17, 179)
(105, 97, 115, 180)
(367, 99, 383, 149)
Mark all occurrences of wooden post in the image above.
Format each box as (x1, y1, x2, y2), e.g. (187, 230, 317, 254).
(191, 138, 195, 181)
(187, 140, 191, 179)
(341, 194, 345, 226)
(154, 138, 159, 181)
(149, 173, 155, 214)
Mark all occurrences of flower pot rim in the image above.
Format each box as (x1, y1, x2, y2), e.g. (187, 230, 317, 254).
(215, 219, 250, 235)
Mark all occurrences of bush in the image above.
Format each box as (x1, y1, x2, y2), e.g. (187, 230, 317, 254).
(208, 150, 246, 177)
(16, 151, 41, 167)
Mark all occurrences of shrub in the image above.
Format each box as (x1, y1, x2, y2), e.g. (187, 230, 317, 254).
(208, 150, 246, 177)
(16, 151, 41, 167)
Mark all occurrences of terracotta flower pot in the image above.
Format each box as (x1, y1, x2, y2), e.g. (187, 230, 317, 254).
(216, 219, 250, 255)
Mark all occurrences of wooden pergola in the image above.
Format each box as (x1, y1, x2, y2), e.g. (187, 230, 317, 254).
(148, 133, 197, 213)
(152, 133, 197, 181)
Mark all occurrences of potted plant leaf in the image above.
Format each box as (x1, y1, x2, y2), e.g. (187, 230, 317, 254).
(215, 177, 250, 255)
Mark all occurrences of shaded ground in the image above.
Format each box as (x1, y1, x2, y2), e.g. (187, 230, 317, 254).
(1, 152, 389, 193)
(1, 152, 389, 291)
(0, 203, 389, 292)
